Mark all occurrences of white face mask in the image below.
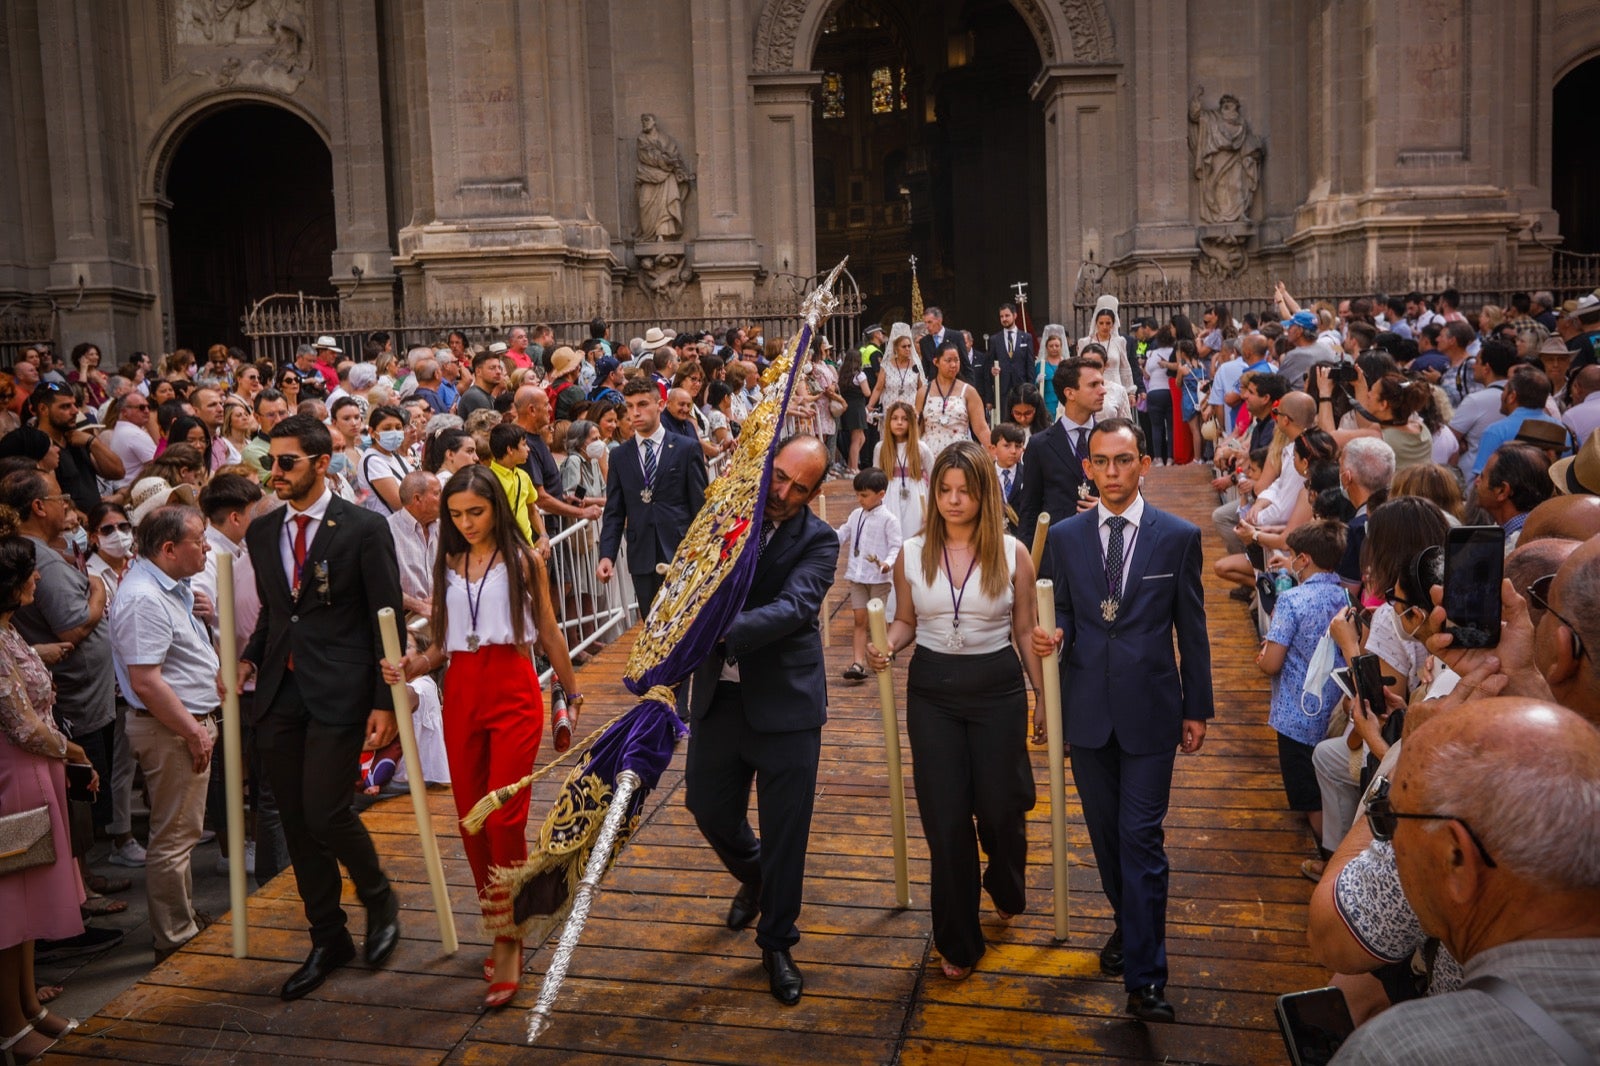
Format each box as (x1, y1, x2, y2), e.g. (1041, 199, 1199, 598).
(97, 529, 134, 559)
(585, 440, 606, 460)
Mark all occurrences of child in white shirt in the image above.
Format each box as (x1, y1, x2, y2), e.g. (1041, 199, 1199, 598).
(837, 467, 901, 682)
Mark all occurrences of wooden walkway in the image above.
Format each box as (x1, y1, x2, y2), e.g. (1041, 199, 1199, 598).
(56, 465, 1320, 1066)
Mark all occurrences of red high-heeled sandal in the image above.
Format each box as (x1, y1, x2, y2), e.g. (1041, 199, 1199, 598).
(483, 939, 523, 1009)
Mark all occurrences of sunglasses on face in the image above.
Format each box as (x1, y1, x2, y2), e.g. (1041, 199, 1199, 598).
(265, 453, 318, 471)
(1364, 774, 1497, 868)
(97, 521, 132, 536)
(1526, 574, 1588, 660)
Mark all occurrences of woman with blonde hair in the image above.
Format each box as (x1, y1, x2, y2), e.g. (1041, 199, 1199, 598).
(876, 400, 934, 539)
(1390, 462, 1466, 523)
(1035, 325, 1068, 424)
(866, 322, 925, 417)
(867, 441, 1045, 980)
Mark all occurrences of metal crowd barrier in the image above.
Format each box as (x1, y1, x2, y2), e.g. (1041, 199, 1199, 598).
(537, 518, 638, 688)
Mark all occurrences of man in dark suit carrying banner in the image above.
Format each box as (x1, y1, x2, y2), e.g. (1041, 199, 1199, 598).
(682, 435, 836, 1008)
(1033, 417, 1214, 1024)
(234, 414, 406, 1001)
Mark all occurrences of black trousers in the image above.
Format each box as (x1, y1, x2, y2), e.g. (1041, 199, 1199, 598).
(906, 646, 1036, 969)
(684, 681, 821, 952)
(630, 570, 663, 616)
(255, 673, 393, 948)
(1070, 734, 1176, 990)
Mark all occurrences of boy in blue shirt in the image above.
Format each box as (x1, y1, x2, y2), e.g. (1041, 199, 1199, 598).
(1255, 519, 1349, 853)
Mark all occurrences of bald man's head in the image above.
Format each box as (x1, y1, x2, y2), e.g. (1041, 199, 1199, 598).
(1570, 365, 1600, 403)
(1277, 391, 1316, 432)
(1396, 697, 1600, 930)
(666, 387, 694, 421)
(1505, 537, 1580, 628)
(1522, 494, 1600, 543)
(764, 435, 831, 523)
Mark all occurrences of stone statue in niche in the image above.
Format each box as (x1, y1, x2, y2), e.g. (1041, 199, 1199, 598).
(636, 251, 694, 304)
(177, 0, 307, 94)
(634, 114, 695, 243)
(1188, 87, 1264, 276)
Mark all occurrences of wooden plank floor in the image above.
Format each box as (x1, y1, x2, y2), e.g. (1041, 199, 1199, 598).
(56, 464, 1318, 1066)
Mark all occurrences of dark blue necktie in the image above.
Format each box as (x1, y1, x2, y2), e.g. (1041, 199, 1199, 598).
(642, 438, 657, 484)
(1105, 516, 1128, 602)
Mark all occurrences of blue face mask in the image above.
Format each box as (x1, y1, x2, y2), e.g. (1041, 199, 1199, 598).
(359, 432, 372, 450)
(327, 452, 349, 476)
(377, 429, 406, 452)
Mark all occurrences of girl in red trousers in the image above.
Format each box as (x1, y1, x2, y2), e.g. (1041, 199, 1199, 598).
(382, 465, 581, 1009)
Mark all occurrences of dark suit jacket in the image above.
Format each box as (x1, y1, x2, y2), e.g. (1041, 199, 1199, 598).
(683, 508, 835, 733)
(1043, 502, 1214, 754)
(918, 329, 971, 385)
(983, 329, 1036, 406)
(599, 431, 708, 575)
(1015, 420, 1095, 538)
(242, 494, 404, 726)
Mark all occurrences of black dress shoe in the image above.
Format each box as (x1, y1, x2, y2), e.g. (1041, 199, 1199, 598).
(726, 881, 760, 931)
(761, 948, 804, 1005)
(364, 894, 401, 967)
(1126, 984, 1175, 1023)
(1098, 929, 1125, 977)
(281, 940, 356, 1001)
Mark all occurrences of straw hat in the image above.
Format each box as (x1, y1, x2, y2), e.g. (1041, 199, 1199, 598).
(1550, 428, 1600, 496)
(548, 346, 583, 379)
(641, 327, 674, 352)
(129, 477, 176, 528)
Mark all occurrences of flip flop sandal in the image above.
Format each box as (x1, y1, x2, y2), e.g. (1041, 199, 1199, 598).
(939, 959, 973, 981)
(87, 874, 132, 895)
(80, 894, 128, 917)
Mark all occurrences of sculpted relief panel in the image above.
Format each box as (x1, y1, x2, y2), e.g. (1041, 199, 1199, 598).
(174, 0, 308, 93)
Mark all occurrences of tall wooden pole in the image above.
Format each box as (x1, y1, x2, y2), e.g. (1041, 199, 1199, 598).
(1035, 579, 1070, 940)
(1031, 512, 1051, 573)
(216, 553, 248, 959)
(866, 599, 910, 909)
(377, 608, 459, 954)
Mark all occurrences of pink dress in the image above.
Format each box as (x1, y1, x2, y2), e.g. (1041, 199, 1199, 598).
(0, 625, 85, 949)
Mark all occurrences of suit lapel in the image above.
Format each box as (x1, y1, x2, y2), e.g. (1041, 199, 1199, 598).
(1044, 423, 1077, 475)
(260, 510, 295, 605)
(1121, 506, 1161, 597)
(754, 513, 804, 589)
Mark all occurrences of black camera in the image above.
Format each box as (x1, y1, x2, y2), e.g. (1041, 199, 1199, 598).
(1328, 363, 1359, 385)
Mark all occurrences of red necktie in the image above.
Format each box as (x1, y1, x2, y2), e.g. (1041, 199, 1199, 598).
(292, 515, 312, 591)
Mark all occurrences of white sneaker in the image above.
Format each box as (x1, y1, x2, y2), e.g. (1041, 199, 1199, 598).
(107, 838, 147, 867)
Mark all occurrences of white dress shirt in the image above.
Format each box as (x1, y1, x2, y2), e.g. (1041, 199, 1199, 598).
(1095, 492, 1147, 598)
(278, 485, 332, 589)
(386, 507, 437, 604)
(1564, 392, 1600, 448)
(996, 462, 1020, 499)
(634, 422, 669, 484)
(108, 421, 157, 490)
(837, 503, 903, 585)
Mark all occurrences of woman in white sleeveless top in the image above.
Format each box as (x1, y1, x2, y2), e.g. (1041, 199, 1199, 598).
(866, 441, 1046, 980)
(919, 345, 991, 460)
(381, 465, 581, 1010)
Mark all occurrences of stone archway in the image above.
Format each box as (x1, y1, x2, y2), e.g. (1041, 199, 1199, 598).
(750, 0, 1120, 324)
(752, 0, 1115, 73)
(147, 98, 336, 351)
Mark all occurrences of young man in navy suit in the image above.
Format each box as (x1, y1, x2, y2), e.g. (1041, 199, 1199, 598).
(683, 436, 836, 1007)
(1014, 357, 1106, 536)
(1033, 417, 1214, 1023)
(983, 302, 1035, 417)
(597, 377, 708, 612)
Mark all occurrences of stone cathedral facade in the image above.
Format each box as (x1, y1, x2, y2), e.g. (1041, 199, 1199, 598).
(1, 0, 1595, 356)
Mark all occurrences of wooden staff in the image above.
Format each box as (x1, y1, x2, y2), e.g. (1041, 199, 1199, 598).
(377, 607, 459, 954)
(1031, 512, 1051, 573)
(993, 368, 1003, 427)
(866, 599, 910, 908)
(1034, 579, 1069, 940)
(216, 553, 248, 959)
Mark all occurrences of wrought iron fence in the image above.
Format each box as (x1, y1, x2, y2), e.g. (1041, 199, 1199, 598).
(0, 299, 57, 368)
(538, 517, 638, 689)
(242, 270, 867, 369)
(1068, 263, 1600, 338)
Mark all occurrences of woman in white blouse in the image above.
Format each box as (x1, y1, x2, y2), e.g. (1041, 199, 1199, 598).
(381, 466, 580, 1010)
(866, 441, 1046, 981)
(1078, 297, 1137, 398)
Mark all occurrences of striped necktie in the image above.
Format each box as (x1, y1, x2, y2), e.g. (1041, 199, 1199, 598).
(642, 438, 658, 484)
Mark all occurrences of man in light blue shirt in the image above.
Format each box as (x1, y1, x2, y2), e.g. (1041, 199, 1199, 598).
(1471, 368, 1565, 477)
(110, 505, 221, 958)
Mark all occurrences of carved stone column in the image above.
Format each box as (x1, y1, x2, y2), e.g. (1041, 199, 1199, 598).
(688, 0, 761, 308)
(36, 0, 152, 355)
(1031, 63, 1120, 325)
(750, 72, 822, 283)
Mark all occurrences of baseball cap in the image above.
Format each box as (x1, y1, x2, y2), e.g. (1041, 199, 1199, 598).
(1281, 311, 1317, 332)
